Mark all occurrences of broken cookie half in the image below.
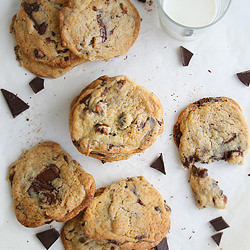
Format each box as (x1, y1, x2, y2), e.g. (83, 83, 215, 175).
(190, 166, 227, 209)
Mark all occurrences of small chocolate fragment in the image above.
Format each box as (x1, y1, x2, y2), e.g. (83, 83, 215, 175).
(1, 89, 29, 118)
(180, 46, 193, 66)
(236, 70, 250, 86)
(36, 228, 60, 249)
(209, 216, 229, 231)
(211, 232, 223, 246)
(138, 0, 146, 2)
(97, 15, 107, 43)
(191, 166, 208, 178)
(154, 237, 169, 250)
(150, 153, 166, 175)
(29, 77, 44, 94)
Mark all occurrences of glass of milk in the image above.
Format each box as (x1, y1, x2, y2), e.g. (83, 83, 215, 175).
(157, 0, 231, 41)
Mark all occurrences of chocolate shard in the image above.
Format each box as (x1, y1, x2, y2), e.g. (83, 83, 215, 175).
(150, 153, 166, 175)
(236, 70, 250, 86)
(180, 46, 193, 66)
(1, 89, 29, 118)
(154, 237, 169, 250)
(36, 228, 60, 249)
(209, 216, 230, 231)
(211, 232, 223, 246)
(29, 77, 44, 94)
(138, 0, 146, 2)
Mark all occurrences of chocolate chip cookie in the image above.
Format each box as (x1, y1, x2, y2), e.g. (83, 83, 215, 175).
(13, 0, 84, 68)
(69, 75, 163, 162)
(82, 176, 171, 249)
(8, 141, 96, 228)
(190, 166, 227, 209)
(59, 0, 140, 61)
(173, 97, 250, 168)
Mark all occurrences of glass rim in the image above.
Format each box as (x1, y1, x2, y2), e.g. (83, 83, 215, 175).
(156, 0, 232, 30)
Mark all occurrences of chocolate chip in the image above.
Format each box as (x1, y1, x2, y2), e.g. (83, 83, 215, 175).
(22, 2, 39, 16)
(173, 123, 182, 147)
(191, 166, 208, 178)
(80, 93, 91, 105)
(97, 15, 107, 43)
(51, 31, 55, 36)
(138, 0, 146, 2)
(72, 140, 80, 147)
(137, 198, 144, 206)
(150, 153, 166, 175)
(180, 46, 193, 66)
(184, 155, 200, 168)
(79, 237, 87, 243)
(1, 89, 29, 118)
(63, 155, 68, 163)
(154, 206, 161, 213)
(36, 22, 48, 35)
(64, 56, 69, 61)
(29, 77, 44, 94)
(223, 150, 243, 160)
(236, 70, 250, 86)
(46, 37, 56, 43)
(91, 152, 107, 157)
(95, 123, 111, 135)
(34, 49, 45, 58)
(36, 228, 60, 249)
(93, 6, 98, 11)
(106, 239, 119, 245)
(135, 234, 146, 240)
(194, 97, 224, 107)
(209, 216, 230, 231)
(211, 232, 223, 246)
(154, 237, 169, 250)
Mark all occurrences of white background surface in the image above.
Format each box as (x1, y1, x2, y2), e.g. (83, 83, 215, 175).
(1, 0, 250, 249)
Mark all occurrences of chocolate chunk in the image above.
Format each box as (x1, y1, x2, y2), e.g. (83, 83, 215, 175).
(34, 49, 45, 58)
(35, 22, 48, 35)
(223, 150, 243, 160)
(22, 2, 39, 16)
(63, 155, 68, 163)
(117, 80, 126, 88)
(209, 216, 230, 231)
(91, 152, 107, 157)
(138, 0, 146, 2)
(236, 70, 250, 86)
(154, 237, 169, 250)
(180, 46, 193, 66)
(150, 153, 166, 175)
(93, 6, 98, 11)
(51, 31, 55, 36)
(184, 155, 200, 168)
(36, 228, 60, 249)
(135, 234, 146, 240)
(191, 166, 208, 178)
(29, 77, 44, 94)
(72, 140, 80, 147)
(80, 93, 91, 105)
(1, 89, 29, 118)
(95, 123, 111, 135)
(211, 232, 223, 246)
(154, 206, 161, 213)
(173, 123, 182, 147)
(193, 97, 224, 107)
(137, 198, 144, 206)
(97, 15, 107, 43)
(64, 56, 69, 61)
(106, 239, 119, 245)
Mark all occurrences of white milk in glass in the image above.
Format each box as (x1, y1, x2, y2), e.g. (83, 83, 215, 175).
(163, 0, 217, 27)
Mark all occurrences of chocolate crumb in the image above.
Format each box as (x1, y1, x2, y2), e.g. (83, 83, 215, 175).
(180, 46, 193, 66)
(209, 216, 229, 231)
(154, 237, 169, 250)
(211, 232, 223, 246)
(29, 77, 44, 94)
(150, 153, 166, 175)
(1, 89, 29, 118)
(236, 70, 250, 86)
(36, 228, 60, 249)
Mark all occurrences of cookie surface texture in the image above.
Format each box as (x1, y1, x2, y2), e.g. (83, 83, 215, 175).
(8, 141, 96, 228)
(82, 176, 171, 249)
(173, 97, 250, 167)
(69, 75, 163, 162)
(59, 0, 140, 61)
(190, 166, 227, 209)
(13, 0, 84, 68)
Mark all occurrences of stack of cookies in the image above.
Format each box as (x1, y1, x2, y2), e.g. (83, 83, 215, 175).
(62, 177, 171, 250)
(69, 75, 164, 162)
(11, 0, 141, 78)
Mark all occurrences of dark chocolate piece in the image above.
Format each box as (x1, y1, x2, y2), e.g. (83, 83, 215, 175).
(1, 89, 29, 118)
(97, 15, 107, 43)
(180, 46, 193, 66)
(209, 216, 229, 231)
(36, 228, 60, 249)
(29, 77, 44, 94)
(211, 232, 223, 246)
(138, 0, 146, 2)
(236, 70, 250, 86)
(154, 237, 169, 250)
(150, 153, 166, 175)
(173, 123, 182, 147)
(193, 97, 224, 107)
(191, 166, 208, 178)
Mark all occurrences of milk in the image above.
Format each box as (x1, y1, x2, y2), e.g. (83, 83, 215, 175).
(163, 0, 217, 27)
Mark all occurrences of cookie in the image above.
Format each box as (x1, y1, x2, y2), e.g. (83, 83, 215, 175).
(69, 75, 163, 162)
(13, 0, 85, 68)
(173, 97, 250, 168)
(190, 166, 227, 209)
(82, 176, 171, 249)
(8, 141, 96, 228)
(59, 0, 140, 61)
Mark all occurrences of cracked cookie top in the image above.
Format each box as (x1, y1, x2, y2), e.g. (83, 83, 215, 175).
(59, 0, 140, 61)
(173, 97, 250, 167)
(81, 176, 170, 249)
(69, 75, 163, 162)
(8, 141, 95, 228)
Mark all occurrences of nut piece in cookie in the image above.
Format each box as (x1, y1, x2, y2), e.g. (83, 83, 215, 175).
(8, 141, 96, 228)
(190, 166, 227, 209)
(82, 176, 170, 249)
(69, 75, 163, 162)
(173, 97, 250, 168)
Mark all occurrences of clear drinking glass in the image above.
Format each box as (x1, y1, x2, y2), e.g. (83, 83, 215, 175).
(157, 0, 231, 41)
